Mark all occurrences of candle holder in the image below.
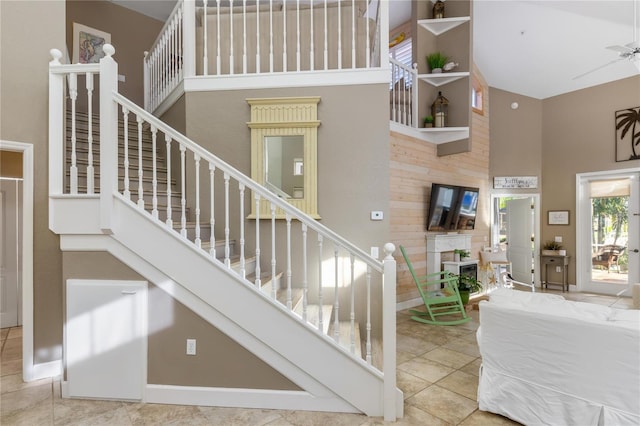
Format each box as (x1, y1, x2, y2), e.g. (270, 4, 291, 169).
(432, 0, 445, 19)
(431, 91, 449, 128)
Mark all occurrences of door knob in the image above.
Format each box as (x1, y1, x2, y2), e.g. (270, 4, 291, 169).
(631, 249, 639, 253)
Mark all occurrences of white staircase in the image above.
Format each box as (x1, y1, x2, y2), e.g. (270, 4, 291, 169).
(49, 45, 401, 420)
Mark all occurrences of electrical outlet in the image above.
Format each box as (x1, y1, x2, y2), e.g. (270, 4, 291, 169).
(371, 246, 379, 259)
(555, 236, 562, 243)
(370, 211, 383, 221)
(186, 339, 196, 355)
(556, 266, 562, 273)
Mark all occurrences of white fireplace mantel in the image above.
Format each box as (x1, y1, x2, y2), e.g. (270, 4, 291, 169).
(426, 233, 472, 274)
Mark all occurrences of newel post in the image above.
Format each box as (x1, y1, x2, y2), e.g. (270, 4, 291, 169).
(99, 44, 118, 233)
(48, 49, 64, 199)
(382, 242, 399, 421)
(143, 51, 149, 110)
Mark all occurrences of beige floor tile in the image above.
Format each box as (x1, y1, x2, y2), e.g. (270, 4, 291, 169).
(1, 328, 9, 341)
(360, 405, 452, 425)
(398, 357, 455, 383)
(458, 358, 482, 377)
(55, 405, 133, 425)
(53, 396, 130, 425)
(436, 370, 479, 400)
(126, 403, 211, 425)
(1, 358, 22, 377)
(406, 385, 477, 425)
(281, 409, 369, 426)
(1, 337, 23, 362)
(396, 333, 439, 356)
(396, 369, 431, 400)
(7, 327, 23, 340)
(442, 337, 481, 358)
(0, 381, 53, 422)
(459, 409, 522, 425)
(1, 373, 52, 394)
(198, 406, 284, 425)
(422, 347, 476, 370)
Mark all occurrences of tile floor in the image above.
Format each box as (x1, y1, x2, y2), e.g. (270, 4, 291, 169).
(1, 289, 633, 425)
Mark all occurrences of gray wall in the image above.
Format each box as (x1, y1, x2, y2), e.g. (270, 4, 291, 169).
(1, 0, 66, 364)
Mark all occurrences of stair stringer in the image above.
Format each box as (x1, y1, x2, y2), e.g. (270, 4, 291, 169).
(64, 194, 388, 416)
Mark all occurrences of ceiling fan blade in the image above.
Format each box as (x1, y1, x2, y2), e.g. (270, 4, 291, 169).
(625, 41, 640, 49)
(572, 58, 625, 80)
(606, 45, 633, 53)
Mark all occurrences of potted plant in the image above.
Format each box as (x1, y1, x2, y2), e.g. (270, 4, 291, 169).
(423, 115, 434, 128)
(426, 52, 448, 73)
(542, 240, 563, 256)
(453, 248, 470, 262)
(457, 274, 483, 305)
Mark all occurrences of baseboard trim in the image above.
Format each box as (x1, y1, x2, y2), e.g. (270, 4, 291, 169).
(396, 297, 423, 311)
(26, 359, 62, 382)
(145, 384, 359, 413)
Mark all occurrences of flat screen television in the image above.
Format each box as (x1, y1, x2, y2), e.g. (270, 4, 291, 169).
(426, 183, 479, 231)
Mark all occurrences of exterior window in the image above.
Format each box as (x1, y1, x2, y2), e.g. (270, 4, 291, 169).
(472, 78, 484, 115)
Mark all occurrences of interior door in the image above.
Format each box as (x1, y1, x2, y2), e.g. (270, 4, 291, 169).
(0, 179, 22, 328)
(506, 197, 534, 284)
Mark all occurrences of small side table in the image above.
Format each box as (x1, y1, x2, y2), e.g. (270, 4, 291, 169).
(540, 255, 570, 292)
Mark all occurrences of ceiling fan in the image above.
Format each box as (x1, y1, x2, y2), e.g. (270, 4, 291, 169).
(573, 0, 640, 80)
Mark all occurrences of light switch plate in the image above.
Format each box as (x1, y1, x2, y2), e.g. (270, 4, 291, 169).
(371, 211, 383, 221)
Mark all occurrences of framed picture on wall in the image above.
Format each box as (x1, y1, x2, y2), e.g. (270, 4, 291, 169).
(72, 23, 111, 64)
(615, 106, 640, 162)
(548, 210, 570, 225)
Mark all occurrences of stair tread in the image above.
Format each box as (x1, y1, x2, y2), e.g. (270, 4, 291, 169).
(328, 320, 363, 359)
(294, 303, 333, 335)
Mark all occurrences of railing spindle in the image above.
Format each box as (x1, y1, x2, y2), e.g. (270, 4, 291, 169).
(269, 0, 274, 72)
(309, 0, 314, 70)
(136, 115, 144, 209)
(204, 0, 209, 75)
(296, 0, 300, 71)
(69, 72, 78, 194)
(229, 0, 235, 75)
(270, 203, 277, 300)
(165, 135, 172, 226)
(180, 143, 187, 237)
(366, 265, 372, 364)
(333, 244, 340, 342)
(286, 214, 292, 309)
(194, 154, 201, 247)
(254, 193, 261, 287)
(122, 107, 131, 199)
(239, 183, 246, 278)
(337, 0, 342, 69)
(302, 223, 308, 322)
(86, 72, 94, 194)
(242, 0, 247, 73)
(216, 0, 221, 75)
(255, 0, 260, 73)
(351, 0, 355, 68)
(151, 126, 159, 219)
(209, 163, 216, 258)
(224, 172, 230, 267)
(282, 0, 287, 72)
(323, 0, 328, 70)
(365, 0, 370, 68)
(350, 254, 356, 355)
(317, 234, 323, 332)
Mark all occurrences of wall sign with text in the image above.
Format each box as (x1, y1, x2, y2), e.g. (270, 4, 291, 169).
(493, 176, 538, 189)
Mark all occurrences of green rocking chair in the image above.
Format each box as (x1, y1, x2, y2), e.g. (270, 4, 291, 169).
(400, 245, 470, 326)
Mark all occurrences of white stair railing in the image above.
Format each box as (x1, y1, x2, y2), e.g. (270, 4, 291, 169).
(389, 58, 418, 128)
(50, 44, 399, 421)
(144, 0, 386, 113)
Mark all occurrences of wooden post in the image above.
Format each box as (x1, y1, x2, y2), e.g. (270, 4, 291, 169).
(382, 242, 399, 421)
(99, 44, 118, 233)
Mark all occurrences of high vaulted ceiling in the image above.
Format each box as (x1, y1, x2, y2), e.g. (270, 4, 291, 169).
(111, 0, 640, 99)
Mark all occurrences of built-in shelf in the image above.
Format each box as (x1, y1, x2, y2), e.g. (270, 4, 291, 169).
(418, 17, 471, 36)
(418, 72, 470, 87)
(390, 122, 469, 145)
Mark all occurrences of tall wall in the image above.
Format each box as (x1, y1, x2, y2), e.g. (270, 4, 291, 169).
(0, 0, 66, 363)
(66, 0, 163, 106)
(390, 65, 491, 304)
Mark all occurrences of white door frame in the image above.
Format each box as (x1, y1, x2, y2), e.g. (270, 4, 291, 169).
(0, 140, 39, 381)
(576, 168, 640, 295)
(490, 192, 541, 287)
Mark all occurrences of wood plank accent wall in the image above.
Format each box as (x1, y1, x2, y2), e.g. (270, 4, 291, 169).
(390, 64, 491, 304)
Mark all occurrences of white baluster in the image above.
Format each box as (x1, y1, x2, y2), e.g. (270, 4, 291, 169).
(151, 126, 159, 219)
(224, 172, 230, 267)
(239, 183, 246, 278)
(122, 108, 131, 199)
(85, 72, 94, 194)
(180, 143, 187, 238)
(365, 0, 370, 68)
(269, 0, 274, 72)
(337, 0, 342, 69)
(165, 135, 172, 226)
(242, 0, 247, 73)
(333, 245, 340, 342)
(204, 0, 209, 75)
(216, 0, 221, 75)
(136, 115, 144, 209)
(229, 0, 235, 75)
(254, 193, 261, 287)
(318, 234, 323, 332)
(194, 154, 201, 247)
(209, 163, 216, 257)
(178, 7, 184, 79)
(296, 0, 300, 71)
(69, 72, 78, 194)
(143, 51, 149, 110)
(286, 214, 292, 310)
(302, 223, 308, 322)
(270, 203, 277, 300)
(349, 254, 356, 355)
(323, 0, 328, 70)
(309, 0, 314, 70)
(255, 0, 260, 73)
(282, 0, 287, 72)
(366, 265, 372, 364)
(351, 0, 356, 68)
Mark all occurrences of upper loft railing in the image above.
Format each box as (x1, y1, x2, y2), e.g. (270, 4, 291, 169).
(144, 0, 389, 112)
(389, 57, 417, 128)
(50, 45, 399, 421)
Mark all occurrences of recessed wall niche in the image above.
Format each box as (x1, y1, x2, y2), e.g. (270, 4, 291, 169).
(247, 97, 321, 219)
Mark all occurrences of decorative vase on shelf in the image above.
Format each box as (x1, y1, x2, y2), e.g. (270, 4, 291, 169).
(431, 68, 443, 73)
(433, 0, 445, 19)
